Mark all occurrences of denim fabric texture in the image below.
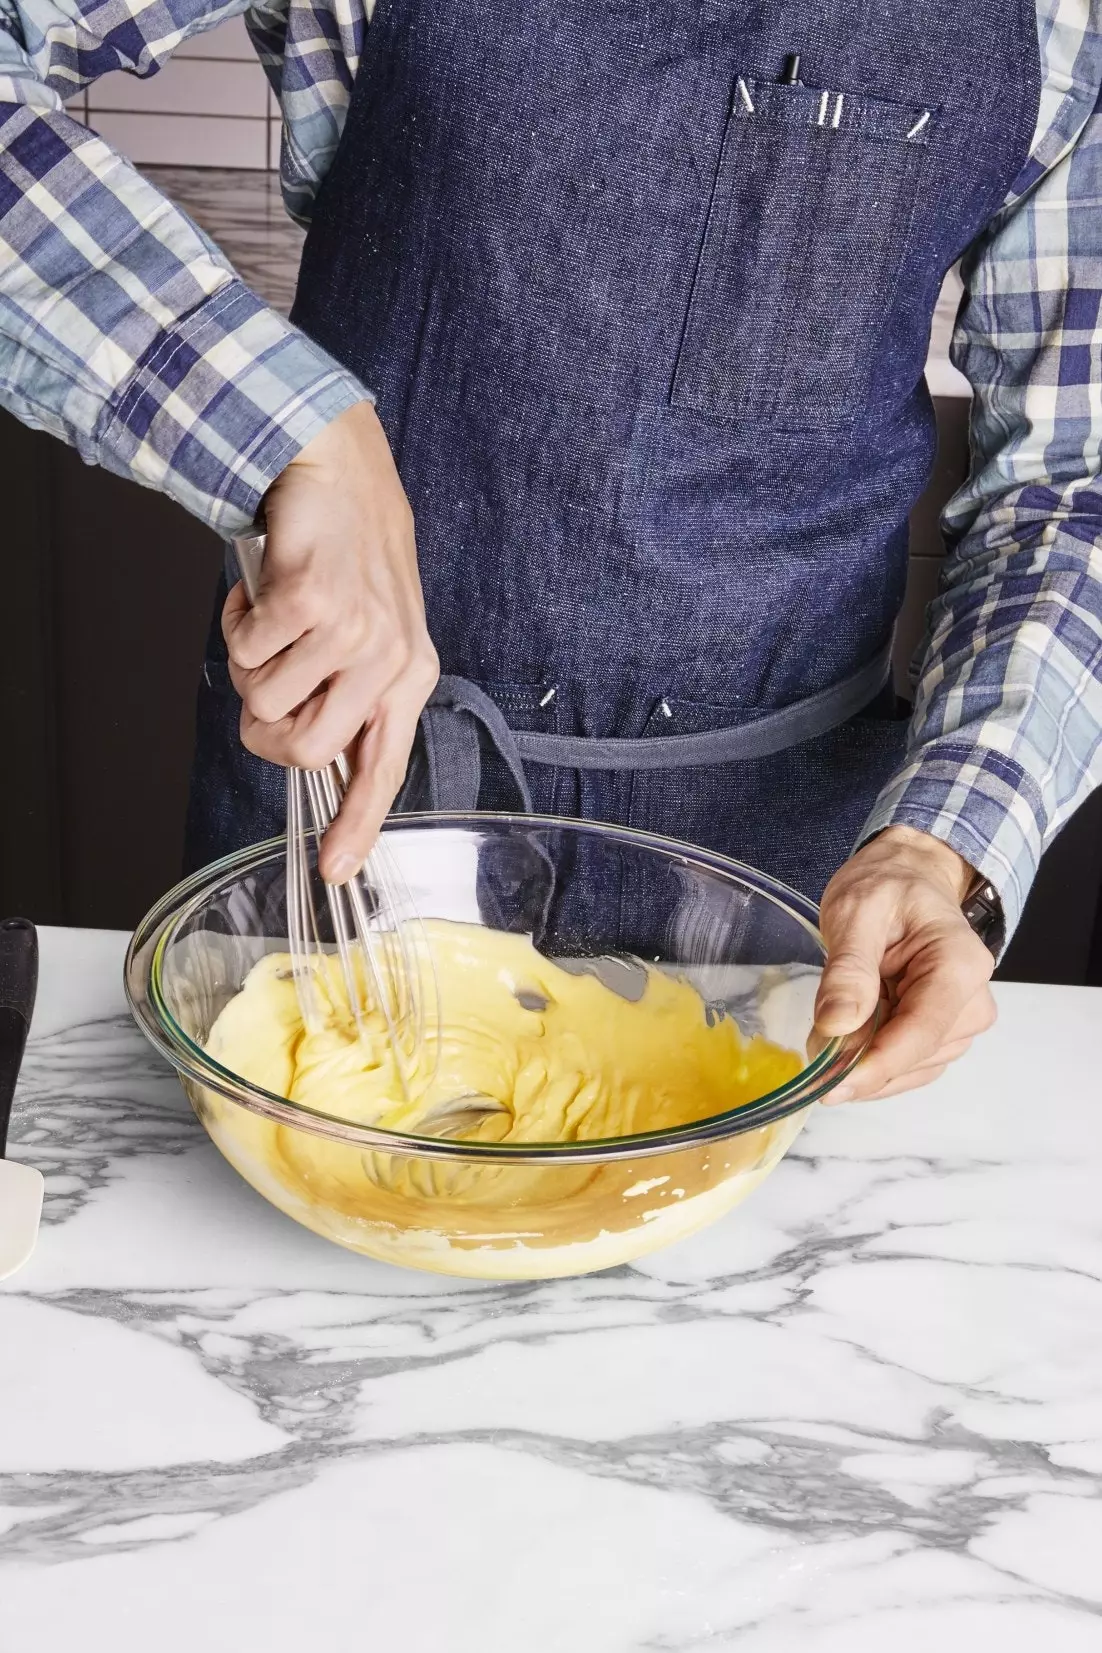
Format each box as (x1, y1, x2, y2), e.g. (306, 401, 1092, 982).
(186, 0, 1041, 903)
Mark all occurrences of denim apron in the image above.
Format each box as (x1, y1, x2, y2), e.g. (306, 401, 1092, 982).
(185, 0, 1040, 903)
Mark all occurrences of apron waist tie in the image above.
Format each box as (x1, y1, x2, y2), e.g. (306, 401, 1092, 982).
(422, 642, 893, 811)
(420, 678, 536, 812)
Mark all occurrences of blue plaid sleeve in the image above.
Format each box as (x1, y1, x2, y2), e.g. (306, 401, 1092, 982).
(246, 0, 364, 226)
(862, 5, 1102, 942)
(0, 0, 369, 532)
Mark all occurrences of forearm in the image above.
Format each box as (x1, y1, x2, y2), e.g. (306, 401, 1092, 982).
(864, 500, 1102, 938)
(0, 0, 369, 527)
(0, 100, 369, 530)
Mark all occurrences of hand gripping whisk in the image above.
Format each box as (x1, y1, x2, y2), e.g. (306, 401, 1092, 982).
(231, 531, 438, 1095)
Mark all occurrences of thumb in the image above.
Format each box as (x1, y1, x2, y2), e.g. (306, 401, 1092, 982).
(815, 894, 891, 1036)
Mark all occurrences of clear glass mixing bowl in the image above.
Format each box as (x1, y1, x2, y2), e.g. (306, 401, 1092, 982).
(125, 815, 872, 1280)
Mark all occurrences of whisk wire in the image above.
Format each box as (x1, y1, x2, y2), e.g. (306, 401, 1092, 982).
(286, 767, 324, 1033)
(303, 767, 366, 1040)
(231, 527, 438, 1097)
(293, 760, 439, 1104)
(331, 751, 431, 1043)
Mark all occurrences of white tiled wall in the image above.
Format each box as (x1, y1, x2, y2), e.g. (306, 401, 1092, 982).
(66, 16, 277, 170)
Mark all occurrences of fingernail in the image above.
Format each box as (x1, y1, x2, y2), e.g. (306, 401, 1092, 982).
(818, 998, 859, 1028)
(826, 1084, 856, 1106)
(326, 854, 358, 885)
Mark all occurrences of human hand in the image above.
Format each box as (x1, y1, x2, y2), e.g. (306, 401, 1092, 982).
(222, 401, 439, 883)
(814, 825, 997, 1102)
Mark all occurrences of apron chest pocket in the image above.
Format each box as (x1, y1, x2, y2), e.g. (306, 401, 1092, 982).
(672, 76, 935, 431)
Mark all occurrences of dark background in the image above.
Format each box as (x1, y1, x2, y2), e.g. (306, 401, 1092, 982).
(2, 402, 1101, 983)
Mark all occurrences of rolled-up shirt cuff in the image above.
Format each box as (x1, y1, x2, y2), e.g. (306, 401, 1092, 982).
(95, 278, 371, 534)
(860, 740, 1046, 945)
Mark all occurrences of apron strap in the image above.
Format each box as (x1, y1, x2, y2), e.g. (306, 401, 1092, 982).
(420, 642, 892, 808)
(421, 704, 481, 811)
(513, 641, 893, 771)
(423, 677, 535, 812)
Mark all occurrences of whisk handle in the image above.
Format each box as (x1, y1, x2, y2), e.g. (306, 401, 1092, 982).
(230, 529, 267, 607)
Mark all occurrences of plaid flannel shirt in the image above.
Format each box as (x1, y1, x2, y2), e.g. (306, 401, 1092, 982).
(2, 0, 1101, 938)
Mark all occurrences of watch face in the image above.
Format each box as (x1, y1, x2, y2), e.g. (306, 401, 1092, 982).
(962, 884, 1003, 955)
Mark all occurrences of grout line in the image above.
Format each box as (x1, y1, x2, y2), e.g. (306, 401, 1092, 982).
(86, 108, 269, 121)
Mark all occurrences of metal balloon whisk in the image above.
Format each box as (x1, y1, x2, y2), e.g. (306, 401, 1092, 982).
(231, 532, 437, 1093)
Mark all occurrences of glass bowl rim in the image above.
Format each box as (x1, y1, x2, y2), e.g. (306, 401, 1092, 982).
(125, 813, 874, 1165)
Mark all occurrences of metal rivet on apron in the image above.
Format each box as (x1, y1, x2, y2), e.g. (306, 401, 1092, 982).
(539, 686, 557, 707)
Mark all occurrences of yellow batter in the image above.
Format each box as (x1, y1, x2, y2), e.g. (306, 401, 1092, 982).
(200, 920, 806, 1277)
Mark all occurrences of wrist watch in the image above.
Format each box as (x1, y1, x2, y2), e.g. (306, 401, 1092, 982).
(961, 873, 1004, 957)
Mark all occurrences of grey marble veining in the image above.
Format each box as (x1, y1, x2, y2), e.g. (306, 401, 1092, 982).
(1, 928, 1100, 1649)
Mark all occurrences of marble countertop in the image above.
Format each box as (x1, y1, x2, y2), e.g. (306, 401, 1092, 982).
(2, 928, 1101, 1649)
(147, 166, 971, 399)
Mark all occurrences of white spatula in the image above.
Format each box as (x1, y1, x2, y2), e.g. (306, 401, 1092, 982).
(0, 918, 42, 1280)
